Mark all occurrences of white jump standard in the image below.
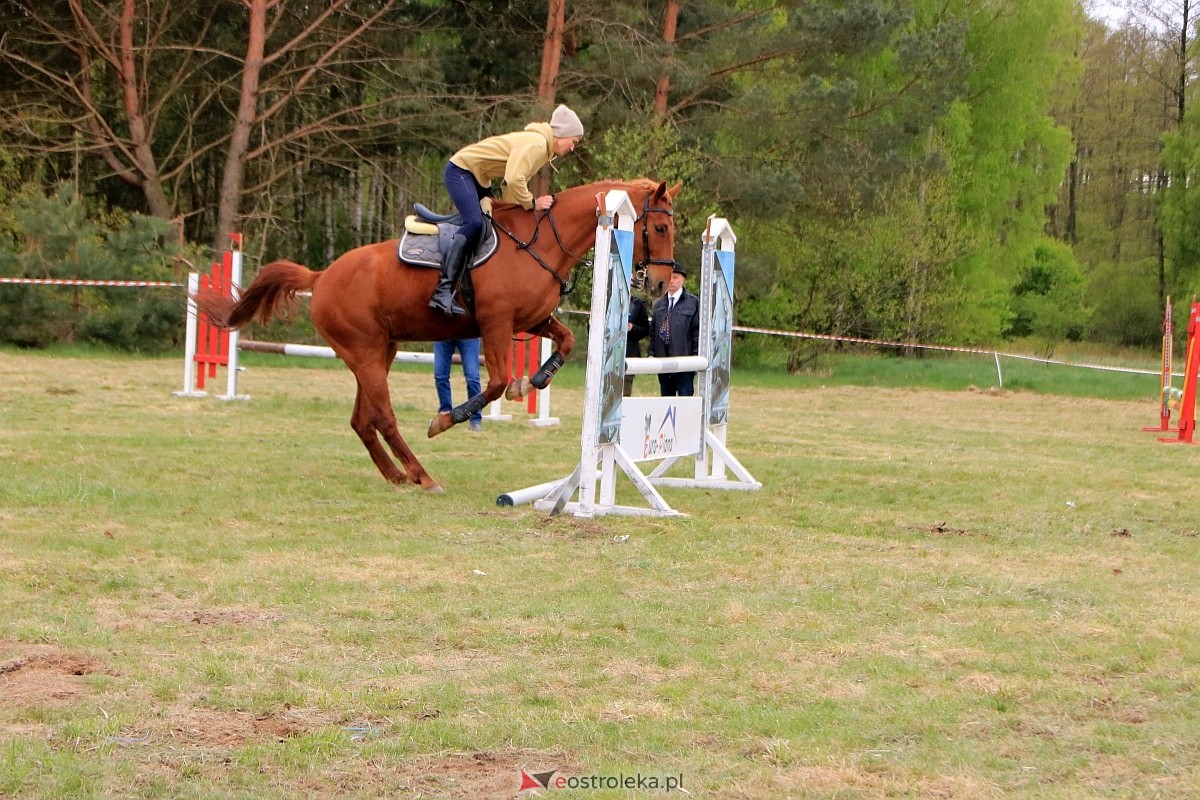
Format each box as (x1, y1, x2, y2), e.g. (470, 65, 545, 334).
(499, 195, 759, 518)
(642, 216, 757, 493)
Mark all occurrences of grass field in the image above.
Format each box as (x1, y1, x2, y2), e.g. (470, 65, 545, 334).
(2, 348, 1198, 799)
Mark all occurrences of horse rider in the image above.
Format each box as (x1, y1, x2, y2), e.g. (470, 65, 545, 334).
(429, 104, 586, 316)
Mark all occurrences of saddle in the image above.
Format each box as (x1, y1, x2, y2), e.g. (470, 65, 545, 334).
(397, 198, 498, 270)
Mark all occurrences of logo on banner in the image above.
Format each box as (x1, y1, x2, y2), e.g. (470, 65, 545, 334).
(641, 405, 678, 459)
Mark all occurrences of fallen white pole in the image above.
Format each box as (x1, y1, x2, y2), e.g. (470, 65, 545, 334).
(496, 479, 565, 507)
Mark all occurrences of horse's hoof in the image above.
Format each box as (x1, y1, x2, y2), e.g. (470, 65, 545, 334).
(506, 377, 533, 401)
(423, 481, 444, 493)
(427, 412, 452, 438)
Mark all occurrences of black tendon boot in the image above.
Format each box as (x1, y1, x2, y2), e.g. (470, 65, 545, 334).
(429, 234, 470, 316)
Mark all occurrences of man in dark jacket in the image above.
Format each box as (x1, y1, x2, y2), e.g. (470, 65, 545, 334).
(624, 292, 650, 396)
(648, 262, 701, 396)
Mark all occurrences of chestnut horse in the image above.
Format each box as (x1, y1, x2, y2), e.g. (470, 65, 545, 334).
(198, 178, 680, 491)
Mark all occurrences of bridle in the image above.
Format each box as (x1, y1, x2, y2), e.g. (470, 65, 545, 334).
(491, 188, 675, 296)
(632, 192, 675, 291)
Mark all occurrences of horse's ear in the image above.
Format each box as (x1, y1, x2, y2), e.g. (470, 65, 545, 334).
(652, 181, 681, 201)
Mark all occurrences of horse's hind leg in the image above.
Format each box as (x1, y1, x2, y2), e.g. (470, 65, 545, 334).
(506, 316, 575, 400)
(348, 387, 407, 485)
(347, 355, 441, 491)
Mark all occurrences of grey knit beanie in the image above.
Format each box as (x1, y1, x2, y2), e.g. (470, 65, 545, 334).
(549, 104, 584, 138)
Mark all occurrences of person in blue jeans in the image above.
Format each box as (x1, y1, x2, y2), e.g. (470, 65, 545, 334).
(433, 338, 483, 432)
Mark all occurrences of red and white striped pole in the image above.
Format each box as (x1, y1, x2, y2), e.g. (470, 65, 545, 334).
(1160, 299, 1199, 445)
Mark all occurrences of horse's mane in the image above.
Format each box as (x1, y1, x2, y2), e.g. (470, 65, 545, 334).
(489, 178, 663, 217)
(580, 177, 662, 194)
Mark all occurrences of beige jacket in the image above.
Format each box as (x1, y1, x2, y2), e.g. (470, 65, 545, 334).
(449, 122, 555, 209)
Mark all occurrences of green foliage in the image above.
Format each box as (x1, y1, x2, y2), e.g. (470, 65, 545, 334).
(0, 185, 188, 351)
(1083, 260, 1164, 347)
(434, 0, 543, 95)
(857, 170, 979, 344)
(734, 167, 984, 370)
(585, 121, 712, 243)
(587, 122, 701, 191)
(1005, 239, 1089, 356)
(1160, 121, 1200, 296)
(0, 148, 20, 242)
(1061, 18, 1175, 344)
(936, 0, 1078, 337)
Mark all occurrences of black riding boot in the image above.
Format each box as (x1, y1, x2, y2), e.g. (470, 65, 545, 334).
(428, 234, 470, 316)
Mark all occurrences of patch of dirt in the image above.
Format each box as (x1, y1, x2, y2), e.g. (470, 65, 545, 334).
(408, 649, 502, 674)
(125, 605, 284, 628)
(956, 671, 1002, 694)
(185, 608, 284, 626)
(155, 706, 340, 746)
(366, 749, 583, 799)
(207, 747, 585, 799)
(0, 641, 107, 709)
(91, 599, 285, 633)
(916, 521, 986, 537)
(526, 516, 610, 539)
(1, 722, 54, 741)
(115, 714, 583, 799)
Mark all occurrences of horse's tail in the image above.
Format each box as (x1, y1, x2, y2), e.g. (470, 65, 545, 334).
(197, 260, 320, 330)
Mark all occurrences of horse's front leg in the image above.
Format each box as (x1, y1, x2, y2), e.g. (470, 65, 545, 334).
(428, 329, 513, 438)
(506, 316, 575, 400)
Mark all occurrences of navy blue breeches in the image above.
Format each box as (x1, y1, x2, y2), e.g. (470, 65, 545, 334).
(443, 162, 489, 247)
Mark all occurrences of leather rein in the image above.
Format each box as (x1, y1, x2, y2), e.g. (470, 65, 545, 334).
(490, 192, 674, 298)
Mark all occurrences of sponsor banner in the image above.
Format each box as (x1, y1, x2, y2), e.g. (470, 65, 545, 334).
(618, 397, 703, 462)
(708, 257, 733, 426)
(598, 232, 631, 445)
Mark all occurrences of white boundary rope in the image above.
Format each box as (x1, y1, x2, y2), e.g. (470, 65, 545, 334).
(729, 324, 1169, 378)
(558, 308, 1167, 381)
(0, 277, 182, 287)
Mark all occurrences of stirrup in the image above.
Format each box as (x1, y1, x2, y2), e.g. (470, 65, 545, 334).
(429, 291, 465, 316)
